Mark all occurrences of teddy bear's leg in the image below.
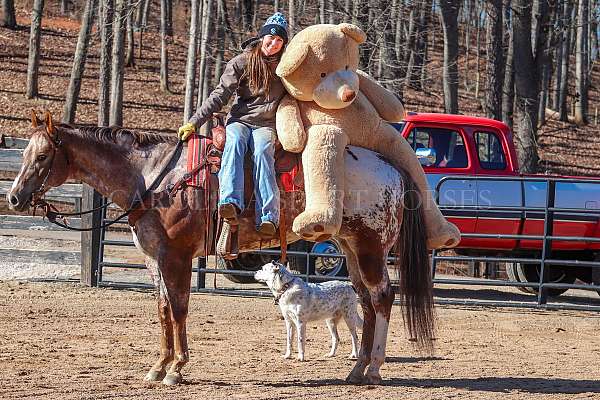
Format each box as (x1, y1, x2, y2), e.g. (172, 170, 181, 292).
(294, 126, 348, 242)
(366, 123, 461, 249)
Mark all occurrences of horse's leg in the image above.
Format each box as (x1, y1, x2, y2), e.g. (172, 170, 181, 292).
(360, 254, 394, 385)
(339, 241, 375, 384)
(155, 252, 193, 385)
(144, 256, 174, 382)
(325, 317, 340, 357)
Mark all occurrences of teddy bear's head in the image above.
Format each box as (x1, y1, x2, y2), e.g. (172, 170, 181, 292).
(276, 23, 366, 110)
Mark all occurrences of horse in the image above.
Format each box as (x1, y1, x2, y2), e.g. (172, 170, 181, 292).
(7, 111, 434, 385)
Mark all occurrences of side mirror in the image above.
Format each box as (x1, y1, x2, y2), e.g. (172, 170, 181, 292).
(416, 147, 436, 167)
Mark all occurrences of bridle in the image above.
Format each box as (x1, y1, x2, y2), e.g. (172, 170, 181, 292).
(30, 127, 186, 232)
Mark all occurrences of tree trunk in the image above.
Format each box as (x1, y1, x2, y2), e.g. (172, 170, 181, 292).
(484, 0, 504, 121)
(319, 0, 326, 23)
(125, 0, 135, 67)
(2, 0, 16, 28)
(61, 0, 70, 15)
(216, 0, 237, 48)
(474, 1, 482, 99)
(537, 1, 557, 126)
(160, 0, 170, 93)
(590, 0, 598, 62)
(439, 0, 461, 114)
(63, 0, 98, 124)
(512, 0, 539, 173)
(26, 0, 44, 99)
(109, 0, 127, 126)
(558, 0, 573, 121)
(214, 3, 225, 86)
(552, 0, 564, 111)
(241, 0, 253, 30)
(196, 0, 214, 108)
(165, 0, 173, 36)
(288, 0, 295, 36)
(574, 0, 589, 125)
(98, 0, 113, 126)
(183, 0, 200, 122)
(502, 0, 514, 128)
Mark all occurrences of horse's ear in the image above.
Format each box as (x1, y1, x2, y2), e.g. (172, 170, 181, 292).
(30, 109, 41, 127)
(44, 111, 55, 137)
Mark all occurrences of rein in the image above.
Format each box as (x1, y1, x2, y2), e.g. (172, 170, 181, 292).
(32, 130, 193, 232)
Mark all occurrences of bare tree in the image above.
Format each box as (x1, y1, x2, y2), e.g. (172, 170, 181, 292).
(98, 0, 113, 126)
(183, 0, 201, 122)
(63, 0, 98, 124)
(125, 1, 135, 67)
(502, 0, 514, 128)
(484, 0, 504, 121)
(160, 0, 170, 93)
(196, 0, 214, 105)
(2, 0, 17, 29)
(512, 0, 542, 173)
(26, 0, 45, 99)
(109, 0, 127, 126)
(439, 0, 461, 114)
(557, 0, 573, 121)
(574, 0, 589, 125)
(288, 0, 295, 36)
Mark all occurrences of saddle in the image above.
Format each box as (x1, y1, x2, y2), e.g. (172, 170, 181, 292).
(185, 115, 303, 261)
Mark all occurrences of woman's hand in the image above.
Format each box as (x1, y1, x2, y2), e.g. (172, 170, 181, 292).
(178, 122, 196, 141)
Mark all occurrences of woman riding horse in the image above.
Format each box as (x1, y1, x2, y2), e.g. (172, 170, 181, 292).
(178, 12, 289, 240)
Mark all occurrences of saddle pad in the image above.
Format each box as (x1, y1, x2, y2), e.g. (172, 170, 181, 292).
(186, 134, 211, 188)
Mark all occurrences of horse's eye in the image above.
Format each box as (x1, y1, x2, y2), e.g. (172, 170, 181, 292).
(320, 72, 326, 78)
(36, 154, 47, 162)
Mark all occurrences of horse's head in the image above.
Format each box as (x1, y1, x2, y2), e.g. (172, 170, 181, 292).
(7, 111, 70, 211)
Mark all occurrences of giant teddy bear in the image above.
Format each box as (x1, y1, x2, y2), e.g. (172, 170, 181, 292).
(275, 23, 460, 249)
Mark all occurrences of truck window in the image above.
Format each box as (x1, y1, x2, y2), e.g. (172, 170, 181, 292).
(475, 131, 506, 170)
(407, 127, 468, 168)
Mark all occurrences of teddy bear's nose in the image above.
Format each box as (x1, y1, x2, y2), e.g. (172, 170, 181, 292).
(341, 88, 356, 102)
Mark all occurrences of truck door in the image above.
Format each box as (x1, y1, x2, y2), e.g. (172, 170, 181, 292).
(406, 125, 477, 243)
(473, 130, 521, 249)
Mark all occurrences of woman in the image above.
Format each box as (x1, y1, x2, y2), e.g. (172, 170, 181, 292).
(178, 12, 288, 239)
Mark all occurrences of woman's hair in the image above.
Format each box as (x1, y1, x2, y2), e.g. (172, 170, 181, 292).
(243, 42, 278, 96)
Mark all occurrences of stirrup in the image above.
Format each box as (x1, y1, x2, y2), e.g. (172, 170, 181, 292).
(217, 220, 239, 260)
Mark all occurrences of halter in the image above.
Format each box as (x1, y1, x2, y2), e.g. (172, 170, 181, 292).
(31, 127, 67, 201)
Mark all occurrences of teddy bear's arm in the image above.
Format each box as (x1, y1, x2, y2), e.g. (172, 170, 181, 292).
(357, 70, 406, 122)
(276, 95, 307, 153)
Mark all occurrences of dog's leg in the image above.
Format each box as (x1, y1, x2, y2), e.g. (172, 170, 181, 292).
(343, 311, 360, 360)
(282, 315, 293, 359)
(325, 318, 340, 357)
(296, 320, 307, 361)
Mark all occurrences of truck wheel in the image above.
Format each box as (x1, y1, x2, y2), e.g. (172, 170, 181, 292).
(505, 262, 535, 294)
(287, 239, 347, 279)
(512, 263, 575, 297)
(216, 253, 273, 284)
(591, 257, 600, 297)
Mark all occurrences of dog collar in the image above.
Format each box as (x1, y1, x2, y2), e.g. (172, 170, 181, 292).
(273, 282, 292, 305)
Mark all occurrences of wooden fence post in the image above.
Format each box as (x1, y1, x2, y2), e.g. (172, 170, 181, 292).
(80, 184, 103, 286)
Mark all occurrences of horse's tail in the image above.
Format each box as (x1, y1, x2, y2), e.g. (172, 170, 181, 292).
(394, 171, 435, 354)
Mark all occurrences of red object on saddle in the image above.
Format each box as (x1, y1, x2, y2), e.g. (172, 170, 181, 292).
(186, 134, 211, 188)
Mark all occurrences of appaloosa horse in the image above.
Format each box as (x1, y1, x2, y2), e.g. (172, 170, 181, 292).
(7, 112, 434, 385)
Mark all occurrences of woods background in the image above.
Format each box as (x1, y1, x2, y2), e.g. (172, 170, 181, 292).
(1, 0, 599, 176)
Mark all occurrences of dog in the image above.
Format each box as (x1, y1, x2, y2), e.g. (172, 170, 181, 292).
(254, 262, 362, 361)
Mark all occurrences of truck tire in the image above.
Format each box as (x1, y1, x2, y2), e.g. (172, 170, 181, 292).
(216, 254, 272, 284)
(509, 262, 575, 297)
(288, 239, 347, 279)
(505, 262, 534, 294)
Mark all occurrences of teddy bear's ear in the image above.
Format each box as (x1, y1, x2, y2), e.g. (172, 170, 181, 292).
(276, 40, 309, 77)
(339, 23, 366, 44)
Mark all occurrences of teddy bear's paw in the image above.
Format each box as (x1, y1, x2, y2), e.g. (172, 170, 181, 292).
(292, 211, 340, 242)
(426, 221, 461, 250)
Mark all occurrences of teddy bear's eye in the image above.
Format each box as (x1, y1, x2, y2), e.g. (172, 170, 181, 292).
(320, 72, 326, 78)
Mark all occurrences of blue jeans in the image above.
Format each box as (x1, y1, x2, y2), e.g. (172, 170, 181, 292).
(218, 122, 280, 227)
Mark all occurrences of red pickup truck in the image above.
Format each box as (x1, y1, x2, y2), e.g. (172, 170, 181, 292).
(224, 113, 600, 296)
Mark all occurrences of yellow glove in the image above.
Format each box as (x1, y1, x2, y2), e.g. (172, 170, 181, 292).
(178, 122, 196, 141)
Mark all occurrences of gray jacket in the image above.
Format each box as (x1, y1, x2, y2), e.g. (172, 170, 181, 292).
(189, 46, 286, 129)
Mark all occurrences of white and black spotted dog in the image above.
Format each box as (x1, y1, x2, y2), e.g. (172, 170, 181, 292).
(254, 262, 362, 361)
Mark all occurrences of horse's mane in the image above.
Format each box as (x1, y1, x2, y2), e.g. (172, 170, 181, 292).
(60, 124, 179, 146)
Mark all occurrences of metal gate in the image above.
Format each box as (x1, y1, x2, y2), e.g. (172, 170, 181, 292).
(93, 175, 600, 311)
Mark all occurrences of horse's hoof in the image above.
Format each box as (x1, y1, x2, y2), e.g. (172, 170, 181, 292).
(162, 372, 182, 386)
(364, 372, 382, 385)
(345, 372, 365, 385)
(144, 369, 166, 382)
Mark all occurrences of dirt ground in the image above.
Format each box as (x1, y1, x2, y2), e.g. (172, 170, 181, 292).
(0, 281, 598, 400)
